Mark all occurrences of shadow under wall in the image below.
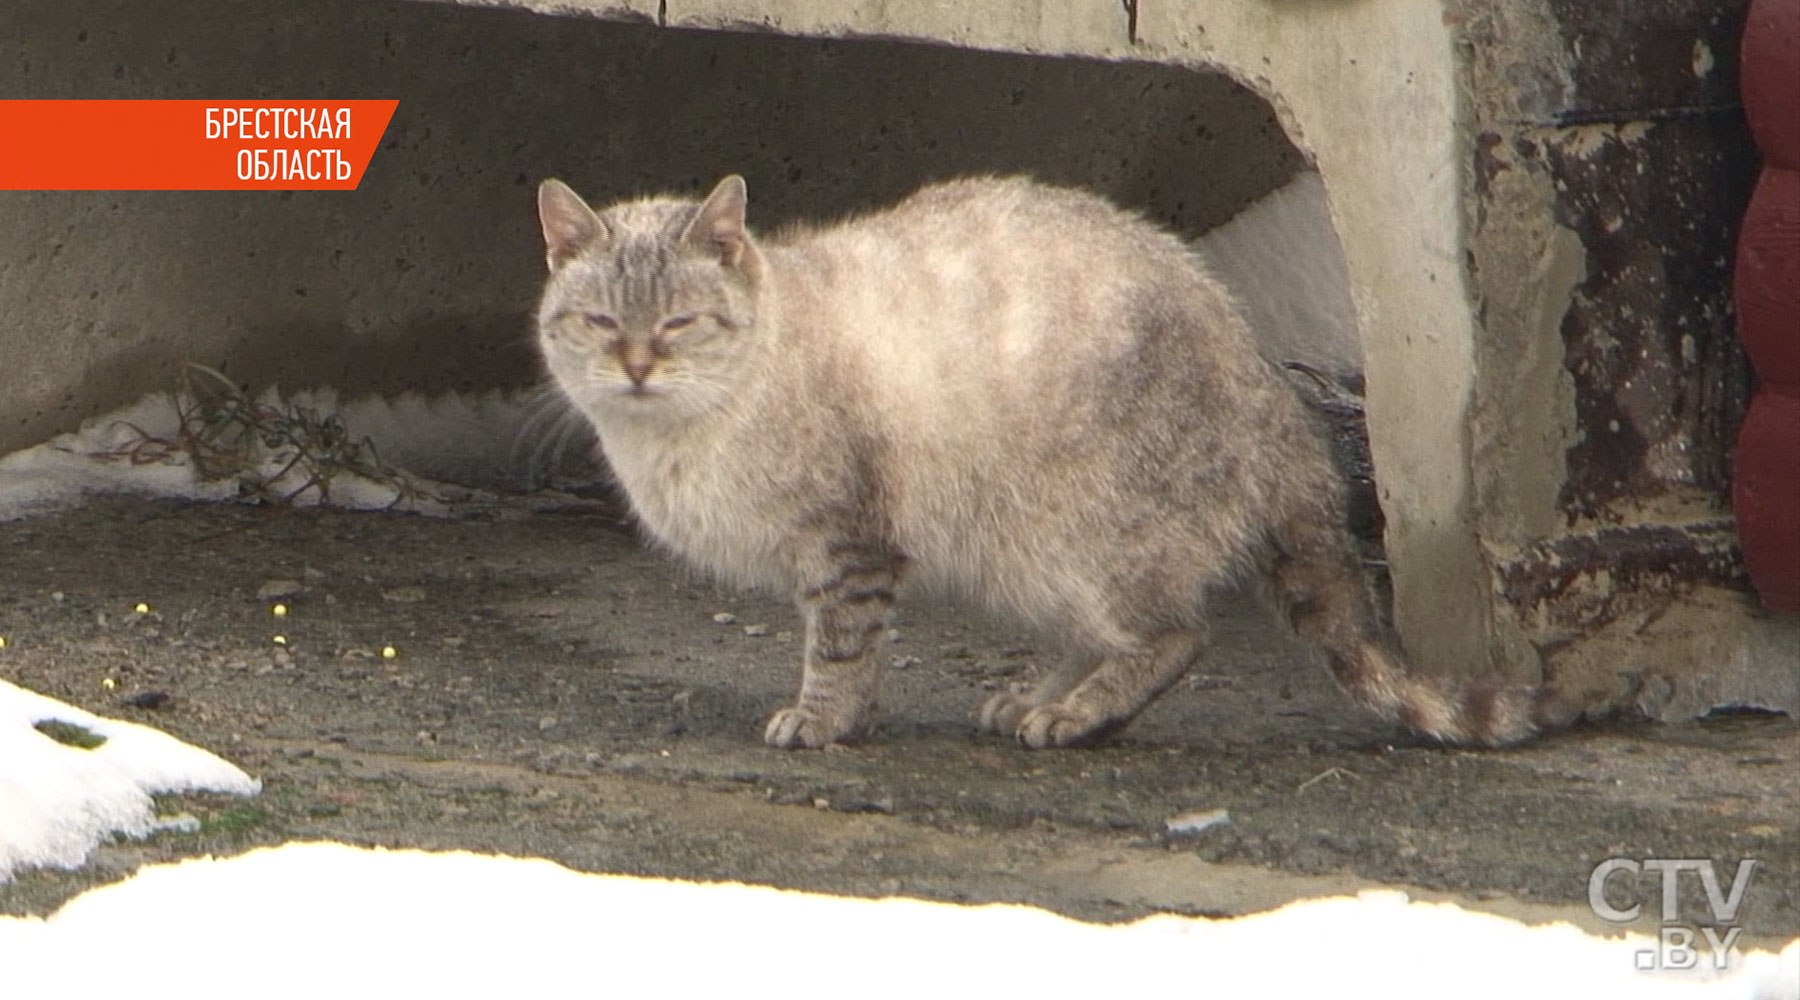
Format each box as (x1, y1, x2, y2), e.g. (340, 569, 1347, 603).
(1, 0, 1308, 435)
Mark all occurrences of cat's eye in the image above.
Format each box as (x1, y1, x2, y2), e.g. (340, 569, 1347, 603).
(659, 314, 697, 334)
(583, 312, 620, 331)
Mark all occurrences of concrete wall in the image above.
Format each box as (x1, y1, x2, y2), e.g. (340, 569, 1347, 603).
(0, 0, 1300, 459)
(2, 0, 1790, 718)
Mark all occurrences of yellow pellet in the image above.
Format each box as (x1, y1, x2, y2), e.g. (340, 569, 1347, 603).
(381, 645, 398, 659)
(133, 602, 150, 614)
(272, 635, 288, 645)
(272, 603, 289, 617)
(101, 677, 116, 690)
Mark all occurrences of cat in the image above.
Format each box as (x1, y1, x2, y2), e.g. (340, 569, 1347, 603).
(533, 174, 1569, 750)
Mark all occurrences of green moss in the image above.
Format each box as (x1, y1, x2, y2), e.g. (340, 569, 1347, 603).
(200, 805, 272, 835)
(34, 719, 106, 749)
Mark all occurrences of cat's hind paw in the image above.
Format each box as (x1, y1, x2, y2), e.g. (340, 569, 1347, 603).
(1014, 704, 1115, 749)
(977, 691, 1034, 735)
(764, 705, 856, 749)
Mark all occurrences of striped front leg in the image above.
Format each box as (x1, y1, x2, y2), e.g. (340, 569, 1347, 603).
(764, 543, 904, 749)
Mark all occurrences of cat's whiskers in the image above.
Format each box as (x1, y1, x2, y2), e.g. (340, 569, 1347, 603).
(508, 383, 596, 487)
(585, 362, 745, 420)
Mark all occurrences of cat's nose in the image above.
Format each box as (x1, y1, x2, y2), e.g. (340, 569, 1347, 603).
(623, 360, 653, 385)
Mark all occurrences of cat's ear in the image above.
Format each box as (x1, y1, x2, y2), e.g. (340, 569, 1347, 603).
(538, 179, 607, 272)
(682, 175, 751, 269)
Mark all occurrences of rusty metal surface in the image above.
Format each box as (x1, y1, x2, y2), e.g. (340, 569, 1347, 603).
(1494, 519, 1745, 634)
(1539, 0, 1758, 519)
(1547, 1, 1744, 116)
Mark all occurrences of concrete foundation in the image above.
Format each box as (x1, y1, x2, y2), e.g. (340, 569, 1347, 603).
(0, 0, 1791, 720)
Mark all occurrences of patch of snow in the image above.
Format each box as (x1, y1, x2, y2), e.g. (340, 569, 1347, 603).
(0, 389, 483, 520)
(0, 843, 1794, 998)
(0, 394, 238, 520)
(0, 384, 603, 522)
(0, 679, 260, 883)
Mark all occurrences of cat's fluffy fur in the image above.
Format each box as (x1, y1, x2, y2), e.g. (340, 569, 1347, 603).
(535, 174, 1566, 749)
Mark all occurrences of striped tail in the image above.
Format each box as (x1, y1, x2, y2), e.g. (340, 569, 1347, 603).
(1323, 636, 1574, 747)
(1268, 512, 1574, 747)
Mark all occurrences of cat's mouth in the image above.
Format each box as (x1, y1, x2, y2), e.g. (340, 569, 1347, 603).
(619, 382, 665, 400)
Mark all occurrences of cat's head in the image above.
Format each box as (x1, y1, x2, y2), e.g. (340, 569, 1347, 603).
(534, 176, 764, 422)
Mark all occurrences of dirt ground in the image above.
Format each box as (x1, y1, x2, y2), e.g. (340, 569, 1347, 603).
(1, 494, 1794, 944)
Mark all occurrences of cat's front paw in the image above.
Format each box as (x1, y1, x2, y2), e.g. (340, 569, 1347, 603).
(1015, 704, 1112, 749)
(764, 705, 857, 749)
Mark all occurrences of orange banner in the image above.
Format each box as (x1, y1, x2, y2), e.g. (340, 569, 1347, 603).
(0, 100, 399, 190)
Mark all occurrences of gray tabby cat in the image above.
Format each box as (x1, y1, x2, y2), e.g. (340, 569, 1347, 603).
(534, 174, 1566, 750)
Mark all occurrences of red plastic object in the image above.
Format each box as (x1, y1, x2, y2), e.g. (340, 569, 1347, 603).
(1733, 0, 1800, 612)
